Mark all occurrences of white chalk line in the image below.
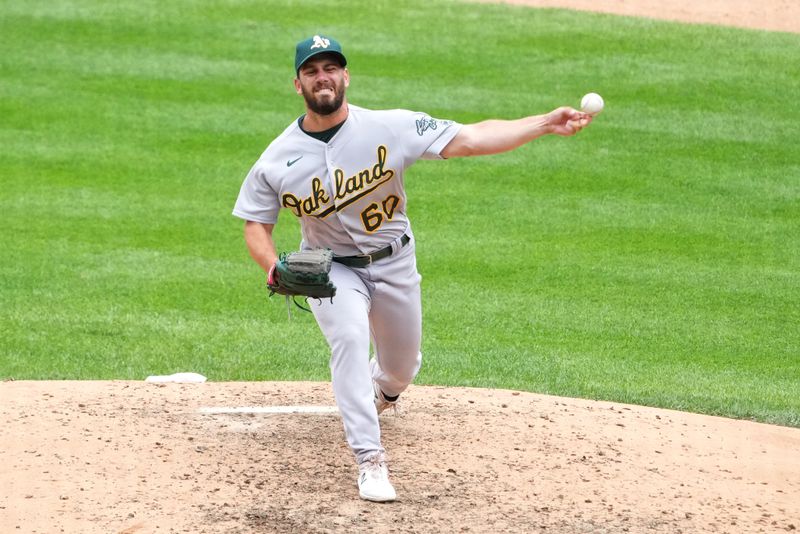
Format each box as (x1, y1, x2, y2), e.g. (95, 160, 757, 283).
(198, 406, 339, 415)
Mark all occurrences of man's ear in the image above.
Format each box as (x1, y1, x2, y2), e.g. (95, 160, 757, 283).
(293, 77, 302, 95)
(344, 68, 350, 88)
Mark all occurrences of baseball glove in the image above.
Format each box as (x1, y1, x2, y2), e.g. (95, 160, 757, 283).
(268, 248, 336, 300)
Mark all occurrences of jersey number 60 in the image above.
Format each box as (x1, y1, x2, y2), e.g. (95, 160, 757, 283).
(360, 195, 400, 232)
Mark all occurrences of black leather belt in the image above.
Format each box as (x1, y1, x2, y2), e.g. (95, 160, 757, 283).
(333, 234, 411, 268)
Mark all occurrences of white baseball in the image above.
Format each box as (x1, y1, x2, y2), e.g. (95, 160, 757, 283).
(581, 92, 604, 114)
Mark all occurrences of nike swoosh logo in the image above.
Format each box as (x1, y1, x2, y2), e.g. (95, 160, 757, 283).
(287, 156, 303, 167)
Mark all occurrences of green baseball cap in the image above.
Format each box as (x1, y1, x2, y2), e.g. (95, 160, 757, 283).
(294, 35, 347, 73)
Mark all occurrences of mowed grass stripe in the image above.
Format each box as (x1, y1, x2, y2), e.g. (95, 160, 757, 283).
(0, 0, 798, 426)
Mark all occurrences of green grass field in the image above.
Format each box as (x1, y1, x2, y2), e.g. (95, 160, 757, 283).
(1, 0, 798, 426)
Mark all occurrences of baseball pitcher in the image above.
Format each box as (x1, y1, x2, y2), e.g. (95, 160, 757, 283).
(233, 35, 593, 502)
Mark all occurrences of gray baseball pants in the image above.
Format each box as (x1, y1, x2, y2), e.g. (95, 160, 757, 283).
(310, 234, 422, 464)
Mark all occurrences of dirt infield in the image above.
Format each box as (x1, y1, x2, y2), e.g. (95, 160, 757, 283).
(484, 0, 800, 34)
(1, 381, 799, 533)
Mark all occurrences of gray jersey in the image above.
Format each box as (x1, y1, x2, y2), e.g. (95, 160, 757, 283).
(233, 105, 462, 255)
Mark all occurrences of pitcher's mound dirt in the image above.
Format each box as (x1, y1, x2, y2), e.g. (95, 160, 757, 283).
(1, 381, 798, 533)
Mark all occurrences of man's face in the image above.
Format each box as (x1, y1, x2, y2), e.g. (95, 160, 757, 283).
(294, 54, 349, 116)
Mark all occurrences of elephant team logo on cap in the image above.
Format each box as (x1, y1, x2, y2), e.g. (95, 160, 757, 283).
(311, 35, 330, 50)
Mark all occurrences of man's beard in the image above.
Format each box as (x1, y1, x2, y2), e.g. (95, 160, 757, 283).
(302, 81, 345, 116)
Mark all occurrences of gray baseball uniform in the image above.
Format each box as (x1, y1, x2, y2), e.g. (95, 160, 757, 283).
(233, 104, 461, 463)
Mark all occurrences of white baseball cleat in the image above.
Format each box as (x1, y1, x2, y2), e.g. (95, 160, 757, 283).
(370, 358, 400, 415)
(373, 382, 400, 415)
(357, 452, 396, 502)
